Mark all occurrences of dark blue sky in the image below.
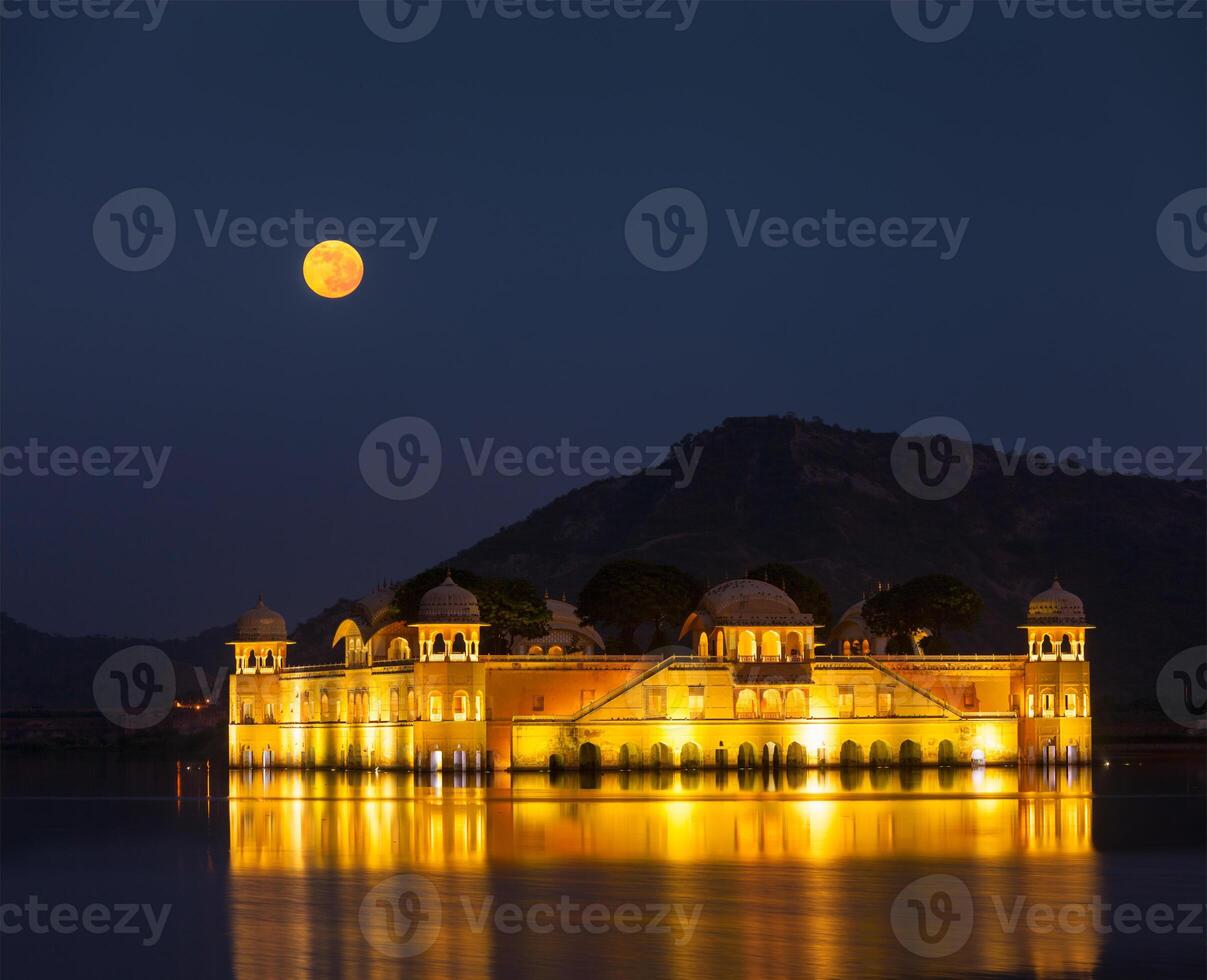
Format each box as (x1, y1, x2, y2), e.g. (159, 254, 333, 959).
(2, 0, 1203, 637)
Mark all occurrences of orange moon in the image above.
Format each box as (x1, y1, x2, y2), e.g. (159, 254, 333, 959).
(303, 240, 363, 298)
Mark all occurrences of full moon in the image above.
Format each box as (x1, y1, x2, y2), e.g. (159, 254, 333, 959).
(303, 240, 363, 298)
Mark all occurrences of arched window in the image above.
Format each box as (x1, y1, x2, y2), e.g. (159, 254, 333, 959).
(452, 632, 467, 656)
(246, 652, 257, 670)
(861, 639, 870, 654)
(786, 632, 803, 661)
(1041, 635, 1053, 655)
(697, 633, 709, 658)
(738, 631, 757, 662)
(320, 691, 329, 721)
(1064, 690, 1077, 717)
(1060, 634, 1073, 655)
(761, 689, 783, 719)
(301, 691, 310, 722)
(528, 645, 542, 656)
(735, 689, 758, 719)
(1042, 691, 1054, 717)
(264, 651, 274, 669)
(389, 688, 399, 723)
(452, 690, 469, 722)
(432, 633, 446, 656)
(475, 691, 483, 721)
(716, 632, 726, 659)
(1026, 691, 1035, 718)
(548, 645, 564, 657)
(406, 689, 416, 720)
(842, 640, 851, 656)
(785, 688, 807, 719)
(428, 692, 443, 722)
(761, 631, 782, 662)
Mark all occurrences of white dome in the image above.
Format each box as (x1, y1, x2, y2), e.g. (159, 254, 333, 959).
(701, 579, 802, 620)
(234, 596, 287, 642)
(417, 573, 480, 623)
(1027, 579, 1086, 624)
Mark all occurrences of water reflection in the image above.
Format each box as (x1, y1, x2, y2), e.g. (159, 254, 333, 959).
(223, 767, 1101, 978)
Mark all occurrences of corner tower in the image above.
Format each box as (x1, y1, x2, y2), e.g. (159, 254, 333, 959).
(1020, 579, 1092, 765)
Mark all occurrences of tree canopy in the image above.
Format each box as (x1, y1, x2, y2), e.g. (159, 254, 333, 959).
(576, 560, 704, 652)
(392, 567, 550, 654)
(747, 562, 832, 628)
(861, 574, 983, 654)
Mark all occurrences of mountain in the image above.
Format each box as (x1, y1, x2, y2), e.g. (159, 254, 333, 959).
(3, 415, 1202, 735)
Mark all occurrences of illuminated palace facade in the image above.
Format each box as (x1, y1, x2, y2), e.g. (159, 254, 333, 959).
(228, 575, 1092, 771)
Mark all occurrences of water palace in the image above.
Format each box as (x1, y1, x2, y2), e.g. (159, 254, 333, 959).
(228, 575, 1092, 771)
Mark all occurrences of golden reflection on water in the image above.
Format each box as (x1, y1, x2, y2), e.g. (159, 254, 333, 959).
(227, 768, 1100, 979)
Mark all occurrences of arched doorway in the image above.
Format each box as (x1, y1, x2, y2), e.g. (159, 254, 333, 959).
(839, 740, 863, 767)
(869, 741, 892, 767)
(762, 742, 782, 771)
(899, 740, 922, 766)
(549, 753, 565, 771)
(619, 743, 642, 771)
(680, 742, 702, 770)
(736, 743, 757, 770)
(786, 742, 806, 769)
(650, 743, 672, 769)
(579, 742, 601, 770)
(937, 740, 956, 766)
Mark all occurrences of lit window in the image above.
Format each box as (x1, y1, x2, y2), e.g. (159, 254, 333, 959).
(453, 692, 468, 722)
(838, 687, 855, 718)
(1026, 692, 1035, 718)
(428, 692, 443, 722)
(646, 687, 666, 719)
(877, 691, 894, 717)
(688, 686, 705, 719)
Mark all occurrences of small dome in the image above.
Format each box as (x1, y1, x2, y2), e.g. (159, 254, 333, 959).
(1027, 579, 1086, 624)
(701, 579, 801, 619)
(235, 596, 287, 641)
(417, 573, 480, 623)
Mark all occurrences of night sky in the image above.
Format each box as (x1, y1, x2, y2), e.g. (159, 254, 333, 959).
(2, 0, 1203, 637)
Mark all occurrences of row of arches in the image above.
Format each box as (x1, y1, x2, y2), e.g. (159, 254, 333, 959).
(568, 738, 972, 771)
(734, 687, 809, 719)
(693, 629, 809, 662)
(1028, 633, 1085, 660)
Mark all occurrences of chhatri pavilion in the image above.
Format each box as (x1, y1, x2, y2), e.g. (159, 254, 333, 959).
(228, 575, 1092, 771)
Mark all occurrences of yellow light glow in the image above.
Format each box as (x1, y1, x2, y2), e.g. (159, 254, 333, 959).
(302, 240, 363, 298)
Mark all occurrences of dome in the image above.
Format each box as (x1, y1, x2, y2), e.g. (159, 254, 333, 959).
(700, 578, 802, 620)
(235, 596, 287, 642)
(417, 573, 480, 623)
(1027, 579, 1086, 624)
(543, 596, 604, 650)
(357, 583, 397, 626)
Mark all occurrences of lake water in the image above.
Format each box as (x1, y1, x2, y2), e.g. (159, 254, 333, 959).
(2, 748, 1204, 978)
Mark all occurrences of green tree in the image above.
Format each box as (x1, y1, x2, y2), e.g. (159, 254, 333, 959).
(747, 562, 832, 627)
(862, 574, 983, 655)
(577, 560, 703, 652)
(392, 568, 550, 654)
